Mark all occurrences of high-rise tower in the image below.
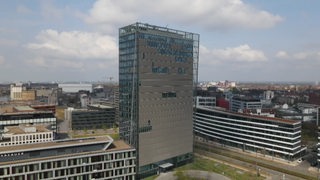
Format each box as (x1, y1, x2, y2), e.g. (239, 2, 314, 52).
(119, 22, 199, 178)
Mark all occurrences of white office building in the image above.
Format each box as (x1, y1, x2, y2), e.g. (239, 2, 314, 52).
(194, 107, 306, 160)
(0, 136, 136, 180)
(196, 96, 216, 109)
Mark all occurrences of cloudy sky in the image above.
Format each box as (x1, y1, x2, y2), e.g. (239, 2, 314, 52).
(0, 0, 319, 82)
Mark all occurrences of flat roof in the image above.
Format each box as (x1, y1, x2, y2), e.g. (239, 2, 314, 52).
(0, 136, 111, 153)
(198, 107, 299, 125)
(159, 163, 173, 169)
(106, 140, 134, 152)
(0, 139, 134, 166)
(4, 125, 50, 135)
(14, 106, 35, 112)
(0, 110, 54, 116)
(88, 104, 114, 109)
(120, 22, 199, 37)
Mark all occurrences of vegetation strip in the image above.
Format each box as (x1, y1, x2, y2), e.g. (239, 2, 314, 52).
(194, 142, 316, 180)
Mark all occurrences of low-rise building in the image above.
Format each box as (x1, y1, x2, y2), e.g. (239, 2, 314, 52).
(230, 96, 262, 112)
(65, 106, 115, 130)
(10, 83, 23, 101)
(0, 136, 136, 180)
(0, 124, 53, 146)
(196, 96, 216, 109)
(21, 90, 36, 101)
(194, 107, 306, 161)
(0, 110, 56, 135)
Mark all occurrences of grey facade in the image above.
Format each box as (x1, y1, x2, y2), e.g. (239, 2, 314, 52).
(119, 22, 199, 177)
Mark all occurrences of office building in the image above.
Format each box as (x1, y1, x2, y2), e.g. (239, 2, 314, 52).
(65, 106, 115, 130)
(119, 22, 199, 177)
(0, 124, 53, 146)
(0, 136, 136, 180)
(230, 96, 262, 112)
(194, 107, 306, 161)
(0, 109, 56, 135)
(196, 96, 216, 109)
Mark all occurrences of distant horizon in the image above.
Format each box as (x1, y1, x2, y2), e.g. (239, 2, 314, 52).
(0, 79, 318, 85)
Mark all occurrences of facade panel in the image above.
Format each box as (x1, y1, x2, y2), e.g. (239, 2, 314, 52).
(119, 23, 198, 177)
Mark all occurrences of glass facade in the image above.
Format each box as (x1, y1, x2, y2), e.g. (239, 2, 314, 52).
(119, 23, 199, 177)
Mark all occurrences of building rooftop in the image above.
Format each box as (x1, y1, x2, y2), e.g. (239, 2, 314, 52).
(4, 124, 50, 135)
(0, 110, 54, 116)
(242, 108, 275, 114)
(232, 96, 260, 102)
(120, 22, 199, 38)
(13, 106, 35, 112)
(198, 106, 299, 125)
(0, 137, 133, 166)
(88, 104, 114, 109)
(0, 136, 132, 154)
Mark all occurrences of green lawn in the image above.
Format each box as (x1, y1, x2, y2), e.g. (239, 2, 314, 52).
(175, 156, 264, 180)
(143, 175, 159, 180)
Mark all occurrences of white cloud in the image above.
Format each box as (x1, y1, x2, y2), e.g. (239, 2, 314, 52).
(275, 51, 289, 59)
(0, 56, 5, 65)
(276, 50, 320, 61)
(201, 44, 267, 64)
(27, 29, 118, 69)
(26, 57, 85, 69)
(84, 0, 283, 33)
(84, 0, 137, 33)
(28, 29, 117, 60)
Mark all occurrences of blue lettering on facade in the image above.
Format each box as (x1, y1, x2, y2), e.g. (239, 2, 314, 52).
(152, 63, 169, 74)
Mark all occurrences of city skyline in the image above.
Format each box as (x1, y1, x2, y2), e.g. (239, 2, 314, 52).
(1, 0, 320, 82)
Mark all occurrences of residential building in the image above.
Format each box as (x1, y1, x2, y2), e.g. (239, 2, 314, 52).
(80, 94, 89, 108)
(0, 136, 136, 180)
(21, 90, 36, 101)
(194, 107, 306, 161)
(263, 90, 274, 100)
(230, 96, 262, 112)
(10, 83, 23, 101)
(35, 87, 61, 105)
(119, 22, 199, 178)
